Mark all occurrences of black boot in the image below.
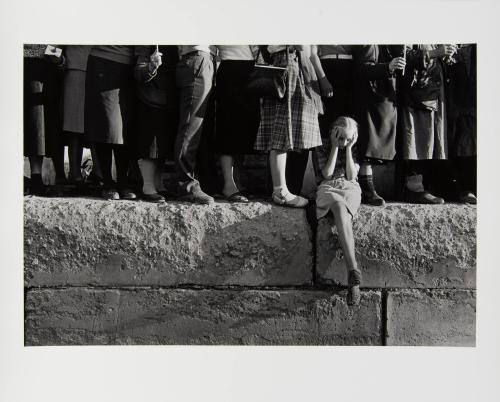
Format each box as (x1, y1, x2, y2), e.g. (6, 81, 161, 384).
(359, 174, 385, 206)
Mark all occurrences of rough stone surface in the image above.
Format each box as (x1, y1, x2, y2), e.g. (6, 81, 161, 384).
(317, 203, 476, 289)
(25, 288, 382, 346)
(24, 197, 313, 287)
(386, 289, 476, 346)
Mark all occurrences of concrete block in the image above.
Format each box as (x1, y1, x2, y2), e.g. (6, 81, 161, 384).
(317, 203, 476, 289)
(386, 289, 476, 346)
(25, 288, 382, 346)
(24, 198, 313, 287)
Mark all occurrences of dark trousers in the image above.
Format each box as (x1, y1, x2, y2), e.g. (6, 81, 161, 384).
(174, 51, 215, 192)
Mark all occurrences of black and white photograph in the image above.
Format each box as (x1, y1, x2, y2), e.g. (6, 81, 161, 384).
(22, 43, 477, 346)
(1, 0, 500, 401)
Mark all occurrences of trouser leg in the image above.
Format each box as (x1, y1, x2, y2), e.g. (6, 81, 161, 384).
(174, 53, 214, 193)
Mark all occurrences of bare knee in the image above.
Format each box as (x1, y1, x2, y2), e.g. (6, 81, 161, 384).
(330, 202, 349, 219)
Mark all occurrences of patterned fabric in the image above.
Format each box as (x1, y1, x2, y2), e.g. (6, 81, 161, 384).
(312, 134, 359, 182)
(24, 44, 47, 59)
(254, 52, 322, 152)
(398, 44, 447, 160)
(316, 178, 362, 220)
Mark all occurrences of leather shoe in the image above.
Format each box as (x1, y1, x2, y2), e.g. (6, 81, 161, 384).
(119, 187, 137, 200)
(141, 193, 166, 203)
(404, 189, 444, 204)
(182, 184, 214, 205)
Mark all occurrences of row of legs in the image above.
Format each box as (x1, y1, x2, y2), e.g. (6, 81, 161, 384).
(28, 146, 476, 203)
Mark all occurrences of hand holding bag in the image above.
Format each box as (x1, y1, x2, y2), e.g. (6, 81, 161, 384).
(246, 46, 289, 99)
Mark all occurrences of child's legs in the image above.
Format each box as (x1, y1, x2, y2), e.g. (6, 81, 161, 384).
(330, 202, 358, 273)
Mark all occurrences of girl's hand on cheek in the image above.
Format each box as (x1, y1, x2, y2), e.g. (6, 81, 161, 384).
(346, 132, 358, 149)
(330, 134, 340, 149)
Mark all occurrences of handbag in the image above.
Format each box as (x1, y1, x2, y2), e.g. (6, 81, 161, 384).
(246, 46, 289, 99)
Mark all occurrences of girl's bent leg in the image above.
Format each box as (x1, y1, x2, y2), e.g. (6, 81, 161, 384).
(331, 202, 358, 272)
(331, 202, 361, 305)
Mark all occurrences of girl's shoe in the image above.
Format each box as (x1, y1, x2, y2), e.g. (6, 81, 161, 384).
(347, 270, 362, 306)
(347, 285, 361, 306)
(272, 190, 308, 208)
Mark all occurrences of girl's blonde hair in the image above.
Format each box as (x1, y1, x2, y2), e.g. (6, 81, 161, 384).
(329, 116, 358, 140)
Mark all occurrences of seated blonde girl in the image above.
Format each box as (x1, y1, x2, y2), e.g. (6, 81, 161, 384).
(314, 116, 362, 305)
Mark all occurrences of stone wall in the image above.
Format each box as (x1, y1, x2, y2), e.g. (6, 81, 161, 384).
(24, 197, 476, 346)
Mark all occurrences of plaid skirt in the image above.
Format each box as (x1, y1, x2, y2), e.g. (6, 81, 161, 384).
(254, 54, 322, 152)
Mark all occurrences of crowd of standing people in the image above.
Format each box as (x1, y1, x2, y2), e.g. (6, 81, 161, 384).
(23, 44, 476, 207)
(24, 44, 477, 305)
